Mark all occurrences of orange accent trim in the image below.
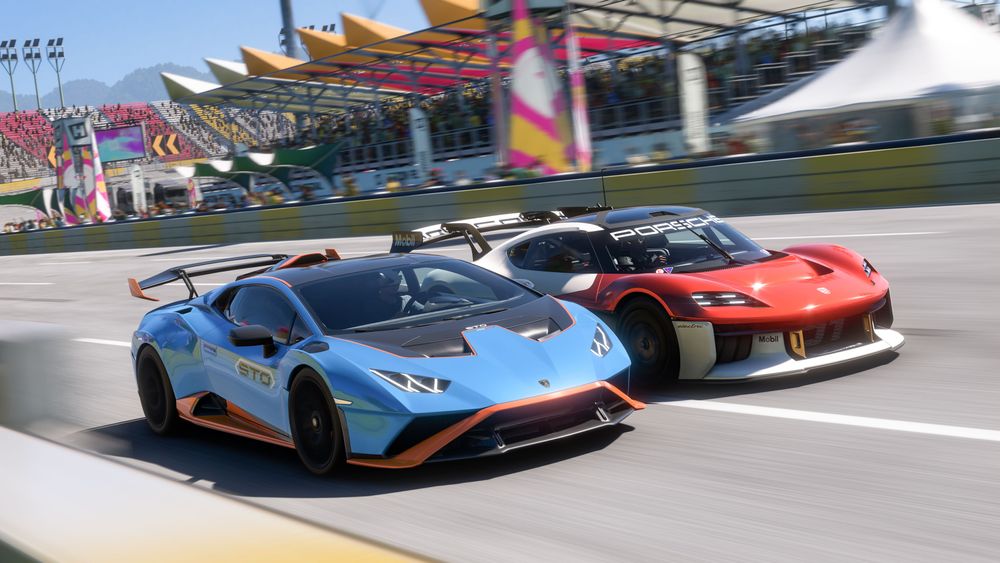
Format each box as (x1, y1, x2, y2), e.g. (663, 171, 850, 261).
(128, 278, 160, 302)
(325, 248, 341, 260)
(176, 393, 295, 449)
(254, 275, 293, 288)
(347, 381, 643, 469)
(610, 288, 673, 316)
(275, 252, 328, 270)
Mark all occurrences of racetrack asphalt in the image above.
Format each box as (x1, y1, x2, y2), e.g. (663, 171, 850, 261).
(1, 203, 998, 562)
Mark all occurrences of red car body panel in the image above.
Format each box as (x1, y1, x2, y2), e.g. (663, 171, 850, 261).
(559, 245, 889, 332)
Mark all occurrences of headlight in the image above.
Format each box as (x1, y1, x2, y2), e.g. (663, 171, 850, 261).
(862, 258, 875, 278)
(369, 369, 450, 393)
(591, 324, 613, 357)
(692, 292, 766, 307)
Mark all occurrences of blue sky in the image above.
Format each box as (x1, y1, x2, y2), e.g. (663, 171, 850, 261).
(1, 0, 429, 94)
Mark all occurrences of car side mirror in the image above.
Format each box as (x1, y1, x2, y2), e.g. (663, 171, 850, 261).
(229, 325, 277, 358)
(513, 278, 535, 289)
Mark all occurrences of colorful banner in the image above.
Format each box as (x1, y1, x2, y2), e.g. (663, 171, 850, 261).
(678, 52, 710, 155)
(186, 177, 201, 209)
(565, 21, 592, 172)
(82, 145, 112, 222)
(53, 116, 112, 222)
(507, 0, 574, 174)
(55, 135, 80, 225)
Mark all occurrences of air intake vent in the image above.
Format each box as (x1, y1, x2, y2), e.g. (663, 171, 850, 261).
(505, 317, 562, 341)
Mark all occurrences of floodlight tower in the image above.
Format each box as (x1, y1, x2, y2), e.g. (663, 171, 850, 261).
(279, 0, 302, 59)
(46, 38, 66, 108)
(0, 39, 17, 111)
(22, 38, 43, 109)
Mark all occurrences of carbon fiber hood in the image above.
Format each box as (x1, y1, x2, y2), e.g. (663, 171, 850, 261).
(337, 295, 573, 358)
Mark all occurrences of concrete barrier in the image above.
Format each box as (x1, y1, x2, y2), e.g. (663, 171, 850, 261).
(2, 133, 998, 256)
(0, 427, 421, 562)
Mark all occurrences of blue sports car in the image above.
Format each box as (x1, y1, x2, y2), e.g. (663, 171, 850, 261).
(128, 250, 641, 474)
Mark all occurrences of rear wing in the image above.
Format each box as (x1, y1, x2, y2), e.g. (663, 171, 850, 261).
(128, 250, 340, 301)
(389, 206, 611, 260)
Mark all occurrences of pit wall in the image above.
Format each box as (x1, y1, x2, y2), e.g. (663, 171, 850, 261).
(2, 132, 998, 256)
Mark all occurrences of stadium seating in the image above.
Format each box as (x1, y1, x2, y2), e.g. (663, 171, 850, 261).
(100, 102, 203, 162)
(190, 104, 259, 148)
(150, 100, 228, 157)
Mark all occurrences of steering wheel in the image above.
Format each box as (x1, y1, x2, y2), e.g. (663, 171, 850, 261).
(646, 248, 670, 266)
(401, 291, 428, 316)
(401, 285, 456, 316)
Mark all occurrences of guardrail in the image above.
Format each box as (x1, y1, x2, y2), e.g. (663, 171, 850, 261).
(2, 130, 999, 256)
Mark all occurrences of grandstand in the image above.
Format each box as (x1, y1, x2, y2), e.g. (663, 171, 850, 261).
(100, 103, 204, 162)
(190, 104, 259, 149)
(150, 100, 228, 156)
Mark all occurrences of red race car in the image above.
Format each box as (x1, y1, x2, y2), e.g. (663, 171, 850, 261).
(391, 206, 903, 382)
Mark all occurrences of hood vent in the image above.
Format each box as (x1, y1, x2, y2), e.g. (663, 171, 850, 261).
(801, 257, 834, 276)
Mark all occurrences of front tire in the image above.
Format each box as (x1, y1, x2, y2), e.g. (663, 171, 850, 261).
(617, 299, 680, 383)
(136, 346, 179, 435)
(289, 369, 344, 475)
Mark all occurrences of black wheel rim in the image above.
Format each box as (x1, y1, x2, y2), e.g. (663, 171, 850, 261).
(293, 381, 335, 469)
(138, 358, 166, 425)
(628, 321, 660, 366)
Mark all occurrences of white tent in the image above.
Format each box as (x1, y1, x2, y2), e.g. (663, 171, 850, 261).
(736, 0, 1000, 123)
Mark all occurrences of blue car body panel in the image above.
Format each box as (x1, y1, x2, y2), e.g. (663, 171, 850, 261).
(131, 254, 636, 465)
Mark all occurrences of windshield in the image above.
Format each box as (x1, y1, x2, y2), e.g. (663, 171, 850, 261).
(297, 260, 537, 333)
(596, 214, 772, 273)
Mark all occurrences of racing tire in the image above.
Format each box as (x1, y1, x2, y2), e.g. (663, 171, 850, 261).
(617, 299, 680, 383)
(289, 369, 345, 476)
(136, 346, 179, 435)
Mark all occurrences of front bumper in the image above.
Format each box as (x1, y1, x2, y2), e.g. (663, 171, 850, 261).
(701, 327, 904, 381)
(346, 381, 643, 469)
(674, 315, 904, 381)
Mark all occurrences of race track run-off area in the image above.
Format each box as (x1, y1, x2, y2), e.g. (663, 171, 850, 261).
(2, 203, 998, 562)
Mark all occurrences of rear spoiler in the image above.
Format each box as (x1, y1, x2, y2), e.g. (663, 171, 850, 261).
(128, 249, 341, 301)
(389, 206, 610, 260)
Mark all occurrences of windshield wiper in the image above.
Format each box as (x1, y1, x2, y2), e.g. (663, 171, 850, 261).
(676, 223, 741, 264)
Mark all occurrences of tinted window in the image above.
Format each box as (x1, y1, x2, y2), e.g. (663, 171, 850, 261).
(297, 260, 536, 333)
(288, 315, 312, 344)
(226, 286, 297, 345)
(512, 233, 599, 273)
(597, 214, 772, 273)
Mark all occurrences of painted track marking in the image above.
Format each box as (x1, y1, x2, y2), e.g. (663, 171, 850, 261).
(657, 400, 1000, 442)
(74, 338, 131, 348)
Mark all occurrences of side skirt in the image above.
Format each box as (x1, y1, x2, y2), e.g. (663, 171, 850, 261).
(176, 392, 295, 449)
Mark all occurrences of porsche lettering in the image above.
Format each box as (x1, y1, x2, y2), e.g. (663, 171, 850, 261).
(609, 214, 724, 241)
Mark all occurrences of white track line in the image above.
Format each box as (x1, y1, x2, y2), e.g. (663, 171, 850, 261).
(74, 338, 131, 348)
(69, 335, 1000, 441)
(0, 282, 55, 286)
(755, 231, 943, 241)
(37, 261, 93, 265)
(658, 400, 1000, 442)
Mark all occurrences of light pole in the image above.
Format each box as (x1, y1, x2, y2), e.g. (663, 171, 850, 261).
(0, 39, 17, 111)
(22, 38, 43, 110)
(46, 38, 66, 108)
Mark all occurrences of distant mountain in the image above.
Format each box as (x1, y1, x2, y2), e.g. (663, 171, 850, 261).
(0, 63, 216, 111)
